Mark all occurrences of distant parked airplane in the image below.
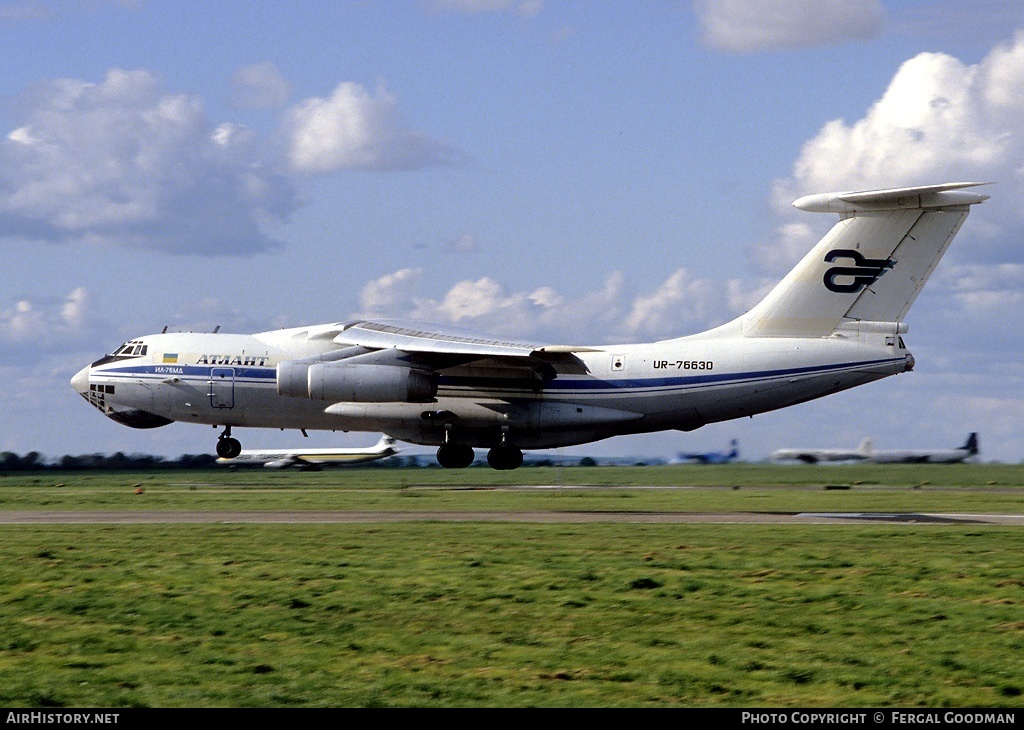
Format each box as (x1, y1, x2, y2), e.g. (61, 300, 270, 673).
(678, 439, 739, 464)
(772, 438, 872, 464)
(216, 434, 399, 469)
(867, 432, 978, 464)
(773, 433, 978, 464)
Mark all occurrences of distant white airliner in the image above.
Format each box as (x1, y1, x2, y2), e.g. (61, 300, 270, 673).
(71, 182, 989, 470)
(772, 437, 875, 464)
(216, 434, 399, 469)
(773, 433, 979, 464)
(867, 432, 979, 464)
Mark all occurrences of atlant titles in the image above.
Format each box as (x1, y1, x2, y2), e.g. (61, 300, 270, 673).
(196, 354, 270, 366)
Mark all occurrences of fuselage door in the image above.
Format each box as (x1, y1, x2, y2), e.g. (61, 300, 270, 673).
(209, 367, 235, 409)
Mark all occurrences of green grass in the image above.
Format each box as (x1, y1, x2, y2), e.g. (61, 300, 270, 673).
(9, 461, 1024, 489)
(1, 464, 1022, 707)
(1, 464, 1023, 514)
(0, 524, 1021, 707)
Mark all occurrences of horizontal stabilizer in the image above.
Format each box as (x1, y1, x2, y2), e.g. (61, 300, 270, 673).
(793, 182, 990, 214)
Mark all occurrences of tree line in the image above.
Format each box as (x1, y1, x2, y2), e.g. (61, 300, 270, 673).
(0, 451, 218, 471)
(0, 451, 607, 472)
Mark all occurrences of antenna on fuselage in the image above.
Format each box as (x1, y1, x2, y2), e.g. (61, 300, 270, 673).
(212, 325, 221, 333)
(161, 325, 168, 334)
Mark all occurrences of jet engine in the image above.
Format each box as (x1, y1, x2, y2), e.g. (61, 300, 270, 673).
(278, 360, 437, 403)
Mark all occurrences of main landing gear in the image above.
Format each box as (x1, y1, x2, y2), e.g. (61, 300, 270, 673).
(436, 425, 524, 470)
(436, 443, 475, 469)
(435, 444, 524, 470)
(487, 427, 523, 471)
(216, 426, 241, 459)
(486, 445, 523, 471)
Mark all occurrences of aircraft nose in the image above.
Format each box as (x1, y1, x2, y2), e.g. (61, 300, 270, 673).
(71, 365, 90, 394)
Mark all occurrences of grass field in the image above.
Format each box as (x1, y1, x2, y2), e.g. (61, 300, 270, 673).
(2, 463, 1024, 514)
(0, 464, 1022, 708)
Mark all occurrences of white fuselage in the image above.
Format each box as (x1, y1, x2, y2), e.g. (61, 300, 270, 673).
(73, 324, 911, 450)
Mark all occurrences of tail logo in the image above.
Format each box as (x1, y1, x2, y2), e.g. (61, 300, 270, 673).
(823, 249, 894, 293)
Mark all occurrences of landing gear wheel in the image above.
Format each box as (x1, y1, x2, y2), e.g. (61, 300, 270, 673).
(216, 436, 241, 459)
(487, 446, 523, 471)
(436, 444, 475, 468)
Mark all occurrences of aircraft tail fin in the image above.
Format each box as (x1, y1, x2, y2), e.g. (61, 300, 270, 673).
(739, 183, 990, 338)
(962, 432, 979, 455)
(858, 437, 873, 457)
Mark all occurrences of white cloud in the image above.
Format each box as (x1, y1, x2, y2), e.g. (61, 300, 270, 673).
(0, 69, 462, 253)
(230, 61, 291, 110)
(778, 53, 996, 197)
(60, 287, 89, 328)
(696, 0, 885, 53)
(438, 277, 510, 321)
(0, 68, 297, 255)
(354, 267, 743, 344)
(621, 268, 717, 341)
(283, 82, 462, 173)
(750, 221, 820, 276)
(0, 288, 94, 344)
(775, 33, 1024, 203)
(358, 267, 424, 314)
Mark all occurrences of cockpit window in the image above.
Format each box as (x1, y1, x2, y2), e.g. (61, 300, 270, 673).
(111, 340, 148, 357)
(91, 340, 148, 367)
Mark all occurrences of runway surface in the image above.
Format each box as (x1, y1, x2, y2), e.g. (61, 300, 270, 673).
(0, 510, 1022, 525)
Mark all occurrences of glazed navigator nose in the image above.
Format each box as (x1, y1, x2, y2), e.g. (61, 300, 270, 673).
(71, 365, 90, 394)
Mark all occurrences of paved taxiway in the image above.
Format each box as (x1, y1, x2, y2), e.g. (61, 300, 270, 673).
(0, 510, 1022, 525)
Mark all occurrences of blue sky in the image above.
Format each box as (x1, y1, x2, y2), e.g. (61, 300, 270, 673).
(3, 0, 1024, 462)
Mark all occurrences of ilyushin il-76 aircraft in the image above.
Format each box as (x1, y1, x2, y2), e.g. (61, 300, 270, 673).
(72, 182, 989, 470)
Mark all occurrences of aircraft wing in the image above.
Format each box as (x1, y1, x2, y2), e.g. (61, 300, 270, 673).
(331, 319, 597, 374)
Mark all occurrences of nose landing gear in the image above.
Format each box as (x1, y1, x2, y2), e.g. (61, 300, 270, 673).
(216, 426, 242, 459)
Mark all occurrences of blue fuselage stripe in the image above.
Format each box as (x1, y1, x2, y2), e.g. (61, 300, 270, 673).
(440, 357, 901, 391)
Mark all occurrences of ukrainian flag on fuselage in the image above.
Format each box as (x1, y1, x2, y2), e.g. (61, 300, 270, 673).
(163, 354, 178, 363)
